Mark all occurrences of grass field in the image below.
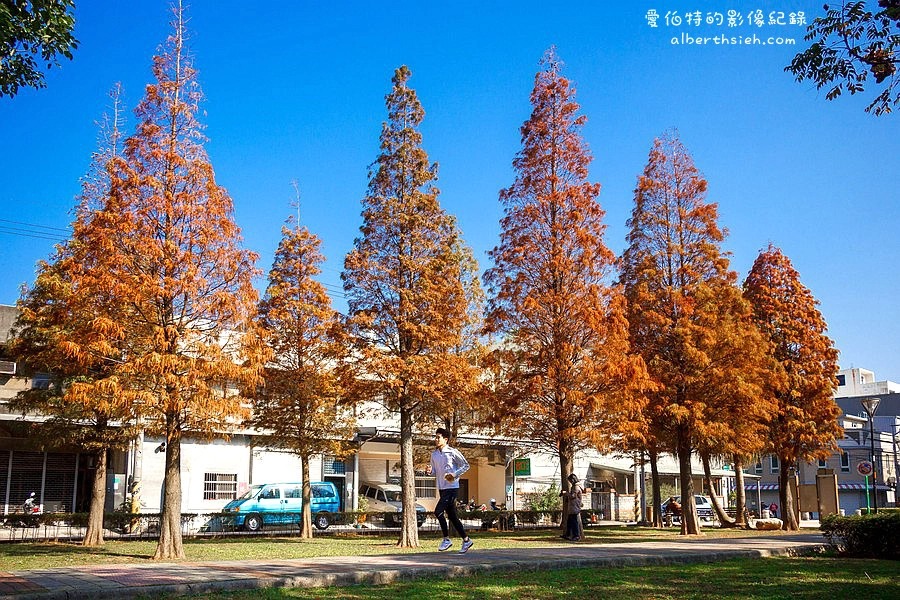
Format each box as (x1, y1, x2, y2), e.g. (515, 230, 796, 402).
(165, 555, 899, 600)
(0, 526, 817, 571)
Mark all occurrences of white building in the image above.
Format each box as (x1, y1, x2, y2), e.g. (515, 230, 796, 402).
(836, 367, 900, 397)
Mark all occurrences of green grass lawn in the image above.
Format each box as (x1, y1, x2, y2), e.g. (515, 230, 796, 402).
(0, 526, 820, 571)
(165, 556, 900, 600)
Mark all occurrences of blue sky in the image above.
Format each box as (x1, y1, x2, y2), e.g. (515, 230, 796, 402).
(1, 1, 898, 380)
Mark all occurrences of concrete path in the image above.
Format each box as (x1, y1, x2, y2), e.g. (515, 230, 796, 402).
(0, 533, 825, 600)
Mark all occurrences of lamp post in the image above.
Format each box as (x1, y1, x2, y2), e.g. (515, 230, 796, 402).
(861, 397, 880, 513)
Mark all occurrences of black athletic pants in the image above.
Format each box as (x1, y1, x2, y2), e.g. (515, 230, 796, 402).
(435, 488, 467, 538)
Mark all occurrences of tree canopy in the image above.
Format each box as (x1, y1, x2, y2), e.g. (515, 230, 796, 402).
(0, 0, 78, 97)
(787, 1, 900, 115)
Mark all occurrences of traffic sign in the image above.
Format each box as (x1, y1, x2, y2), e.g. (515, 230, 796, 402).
(857, 460, 874, 476)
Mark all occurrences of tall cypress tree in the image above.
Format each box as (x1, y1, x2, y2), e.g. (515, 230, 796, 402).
(621, 131, 764, 534)
(484, 49, 646, 498)
(342, 66, 480, 548)
(744, 244, 841, 530)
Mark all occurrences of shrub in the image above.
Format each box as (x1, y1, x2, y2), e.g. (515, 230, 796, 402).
(820, 512, 900, 559)
(522, 483, 562, 512)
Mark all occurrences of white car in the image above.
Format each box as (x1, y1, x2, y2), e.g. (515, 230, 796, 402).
(359, 482, 428, 527)
(661, 495, 716, 522)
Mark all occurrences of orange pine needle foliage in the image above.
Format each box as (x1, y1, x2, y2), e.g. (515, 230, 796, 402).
(11, 83, 135, 548)
(621, 131, 769, 534)
(16, 3, 265, 560)
(744, 243, 841, 530)
(342, 66, 482, 548)
(252, 216, 355, 538)
(484, 49, 647, 489)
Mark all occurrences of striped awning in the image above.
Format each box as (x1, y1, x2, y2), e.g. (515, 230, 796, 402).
(838, 482, 892, 491)
(743, 483, 779, 491)
(745, 482, 889, 491)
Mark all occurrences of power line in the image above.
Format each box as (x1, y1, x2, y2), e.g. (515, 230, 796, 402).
(0, 226, 66, 242)
(0, 218, 70, 234)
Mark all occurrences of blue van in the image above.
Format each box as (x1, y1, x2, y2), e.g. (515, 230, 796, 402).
(223, 482, 341, 531)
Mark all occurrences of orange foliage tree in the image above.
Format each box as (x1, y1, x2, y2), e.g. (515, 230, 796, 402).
(342, 66, 481, 548)
(19, 4, 266, 559)
(11, 84, 136, 547)
(252, 215, 355, 538)
(743, 244, 841, 531)
(484, 49, 646, 498)
(621, 131, 768, 534)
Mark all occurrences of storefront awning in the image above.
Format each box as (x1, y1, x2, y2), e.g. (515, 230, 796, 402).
(744, 483, 779, 491)
(746, 482, 890, 491)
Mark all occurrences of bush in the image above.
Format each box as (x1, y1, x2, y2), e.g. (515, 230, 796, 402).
(522, 483, 562, 512)
(820, 512, 900, 559)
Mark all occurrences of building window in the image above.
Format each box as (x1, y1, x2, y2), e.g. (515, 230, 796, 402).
(836, 374, 846, 386)
(203, 473, 238, 500)
(840, 452, 850, 473)
(770, 455, 779, 473)
(31, 373, 56, 391)
(754, 461, 763, 474)
(818, 458, 827, 468)
(324, 456, 346, 475)
(415, 475, 436, 499)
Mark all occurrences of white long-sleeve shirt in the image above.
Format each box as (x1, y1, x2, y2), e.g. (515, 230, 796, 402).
(430, 445, 470, 491)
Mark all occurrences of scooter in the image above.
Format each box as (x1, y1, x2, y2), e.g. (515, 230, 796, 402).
(6, 495, 42, 527)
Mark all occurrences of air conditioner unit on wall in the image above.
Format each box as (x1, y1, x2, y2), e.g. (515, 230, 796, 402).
(0, 360, 15, 375)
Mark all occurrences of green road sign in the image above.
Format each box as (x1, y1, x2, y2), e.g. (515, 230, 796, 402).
(513, 458, 531, 477)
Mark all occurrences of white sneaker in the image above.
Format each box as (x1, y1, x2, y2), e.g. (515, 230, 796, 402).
(438, 538, 452, 551)
(459, 538, 474, 553)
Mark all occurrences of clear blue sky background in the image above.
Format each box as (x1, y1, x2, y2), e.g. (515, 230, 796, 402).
(1, 1, 897, 380)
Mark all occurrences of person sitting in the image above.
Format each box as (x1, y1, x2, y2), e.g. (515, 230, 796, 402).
(665, 496, 682, 526)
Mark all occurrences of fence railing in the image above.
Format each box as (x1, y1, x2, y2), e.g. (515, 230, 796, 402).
(0, 508, 603, 542)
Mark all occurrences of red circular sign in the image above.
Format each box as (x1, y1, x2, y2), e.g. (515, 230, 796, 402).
(857, 460, 874, 476)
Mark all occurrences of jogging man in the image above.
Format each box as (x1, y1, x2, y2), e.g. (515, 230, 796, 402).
(429, 427, 474, 553)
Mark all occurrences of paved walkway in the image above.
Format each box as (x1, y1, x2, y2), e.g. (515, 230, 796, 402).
(0, 533, 825, 600)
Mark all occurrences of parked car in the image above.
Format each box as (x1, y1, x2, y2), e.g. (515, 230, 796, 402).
(359, 482, 427, 527)
(661, 495, 716, 522)
(222, 482, 340, 532)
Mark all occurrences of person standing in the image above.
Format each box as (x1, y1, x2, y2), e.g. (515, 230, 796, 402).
(561, 473, 586, 541)
(769, 502, 778, 519)
(429, 427, 474, 553)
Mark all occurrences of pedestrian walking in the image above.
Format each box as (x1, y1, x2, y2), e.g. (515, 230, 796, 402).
(561, 473, 587, 541)
(429, 427, 474, 553)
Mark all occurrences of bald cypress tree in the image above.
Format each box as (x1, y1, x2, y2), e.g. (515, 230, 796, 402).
(342, 66, 481, 548)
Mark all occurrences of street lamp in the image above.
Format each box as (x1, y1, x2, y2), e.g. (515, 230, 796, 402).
(861, 397, 880, 513)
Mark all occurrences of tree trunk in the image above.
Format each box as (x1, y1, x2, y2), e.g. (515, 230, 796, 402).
(558, 437, 575, 532)
(733, 455, 748, 528)
(779, 459, 799, 531)
(649, 448, 662, 527)
(397, 404, 419, 548)
(300, 454, 313, 538)
(676, 426, 701, 535)
(153, 423, 184, 560)
(702, 452, 736, 527)
(82, 448, 107, 547)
